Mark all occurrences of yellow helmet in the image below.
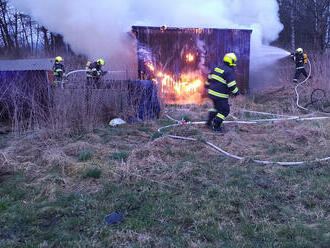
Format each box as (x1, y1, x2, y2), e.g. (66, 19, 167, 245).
(97, 59, 105, 66)
(296, 48, 303, 53)
(55, 56, 63, 62)
(223, 53, 237, 66)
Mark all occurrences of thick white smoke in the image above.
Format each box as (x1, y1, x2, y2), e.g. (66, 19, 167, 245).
(10, 0, 284, 70)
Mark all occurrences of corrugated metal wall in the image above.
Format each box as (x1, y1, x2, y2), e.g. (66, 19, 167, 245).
(132, 26, 252, 93)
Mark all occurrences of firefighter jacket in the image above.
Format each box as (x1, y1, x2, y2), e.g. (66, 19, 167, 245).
(53, 62, 65, 77)
(205, 63, 239, 99)
(87, 62, 103, 78)
(291, 53, 307, 69)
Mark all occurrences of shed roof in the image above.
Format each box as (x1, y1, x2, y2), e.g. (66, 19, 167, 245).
(132, 26, 252, 33)
(0, 58, 55, 71)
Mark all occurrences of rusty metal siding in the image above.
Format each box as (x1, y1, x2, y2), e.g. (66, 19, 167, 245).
(132, 26, 252, 93)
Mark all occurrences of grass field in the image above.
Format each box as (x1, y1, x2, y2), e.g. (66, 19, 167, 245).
(1, 86, 330, 247)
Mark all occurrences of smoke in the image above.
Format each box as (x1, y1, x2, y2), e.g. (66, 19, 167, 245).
(10, 0, 283, 70)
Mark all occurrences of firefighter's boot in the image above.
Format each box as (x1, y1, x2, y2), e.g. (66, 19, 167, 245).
(213, 119, 224, 133)
(206, 111, 217, 128)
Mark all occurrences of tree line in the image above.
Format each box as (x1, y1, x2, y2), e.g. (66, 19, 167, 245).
(0, 0, 329, 58)
(275, 0, 330, 51)
(0, 0, 70, 58)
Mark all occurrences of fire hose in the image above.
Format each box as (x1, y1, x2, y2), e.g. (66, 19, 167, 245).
(65, 70, 126, 78)
(294, 58, 312, 111)
(158, 113, 330, 166)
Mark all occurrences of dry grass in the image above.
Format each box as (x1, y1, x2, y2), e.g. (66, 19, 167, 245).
(1, 84, 330, 247)
(1, 85, 329, 190)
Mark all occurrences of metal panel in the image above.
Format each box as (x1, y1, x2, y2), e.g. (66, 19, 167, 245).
(0, 58, 55, 71)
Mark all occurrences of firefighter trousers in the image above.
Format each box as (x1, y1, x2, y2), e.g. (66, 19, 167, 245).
(86, 77, 101, 89)
(207, 98, 230, 128)
(293, 68, 308, 82)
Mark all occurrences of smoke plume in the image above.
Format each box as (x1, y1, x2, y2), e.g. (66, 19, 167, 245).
(10, 0, 284, 70)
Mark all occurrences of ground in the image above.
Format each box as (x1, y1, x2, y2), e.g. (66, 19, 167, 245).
(0, 86, 330, 247)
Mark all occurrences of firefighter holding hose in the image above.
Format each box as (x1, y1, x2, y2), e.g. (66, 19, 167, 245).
(291, 48, 309, 83)
(205, 53, 239, 132)
(86, 59, 107, 88)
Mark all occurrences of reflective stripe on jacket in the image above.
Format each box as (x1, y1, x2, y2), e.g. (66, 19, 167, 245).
(206, 63, 239, 99)
(87, 62, 102, 78)
(53, 62, 65, 76)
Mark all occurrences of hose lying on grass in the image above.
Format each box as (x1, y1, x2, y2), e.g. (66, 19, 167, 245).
(295, 58, 312, 111)
(159, 113, 330, 166)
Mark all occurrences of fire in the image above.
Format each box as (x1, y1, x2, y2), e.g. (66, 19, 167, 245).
(146, 62, 155, 72)
(145, 61, 205, 104)
(185, 53, 195, 63)
(144, 60, 206, 104)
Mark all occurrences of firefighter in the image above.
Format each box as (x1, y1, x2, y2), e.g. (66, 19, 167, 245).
(53, 56, 65, 86)
(291, 48, 309, 83)
(86, 59, 106, 88)
(205, 53, 239, 132)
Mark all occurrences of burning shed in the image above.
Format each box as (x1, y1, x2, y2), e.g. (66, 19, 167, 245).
(132, 26, 252, 104)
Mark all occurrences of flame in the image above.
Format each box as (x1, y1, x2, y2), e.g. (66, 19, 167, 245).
(146, 62, 155, 72)
(185, 53, 195, 63)
(144, 61, 205, 104)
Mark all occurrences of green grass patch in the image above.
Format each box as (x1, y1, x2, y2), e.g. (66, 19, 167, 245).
(82, 169, 102, 179)
(150, 131, 163, 140)
(77, 150, 94, 162)
(182, 115, 192, 122)
(109, 151, 129, 161)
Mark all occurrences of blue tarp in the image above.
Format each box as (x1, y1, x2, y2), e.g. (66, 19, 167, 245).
(128, 80, 161, 122)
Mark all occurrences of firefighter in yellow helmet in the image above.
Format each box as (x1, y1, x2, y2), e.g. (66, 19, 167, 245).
(53, 56, 65, 86)
(290, 48, 309, 83)
(86, 59, 106, 88)
(205, 53, 239, 132)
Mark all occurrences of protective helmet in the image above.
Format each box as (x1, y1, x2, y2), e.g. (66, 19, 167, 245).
(296, 48, 303, 53)
(55, 56, 63, 62)
(97, 59, 105, 66)
(223, 53, 237, 67)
